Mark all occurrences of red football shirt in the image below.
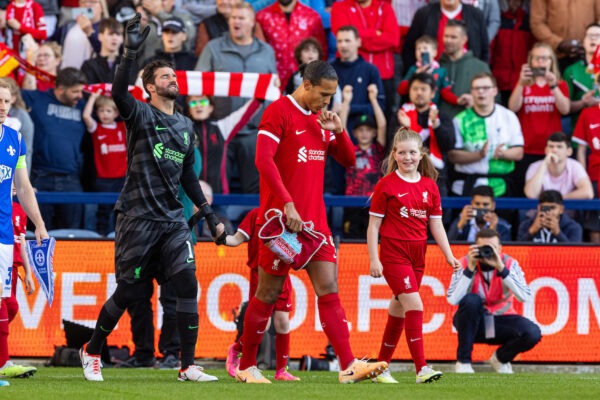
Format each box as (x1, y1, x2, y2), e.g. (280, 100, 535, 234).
(256, 95, 354, 234)
(369, 171, 442, 241)
(573, 105, 600, 182)
(90, 121, 127, 178)
(12, 202, 26, 265)
(518, 81, 569, 155)
(237, 208, 260, 270)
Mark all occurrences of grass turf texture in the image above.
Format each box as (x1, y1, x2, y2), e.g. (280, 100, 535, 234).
(1, 367, 598, 399)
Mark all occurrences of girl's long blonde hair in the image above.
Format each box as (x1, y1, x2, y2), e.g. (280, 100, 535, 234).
(528, 42, 561, 81)
(383, 127, 439, 181)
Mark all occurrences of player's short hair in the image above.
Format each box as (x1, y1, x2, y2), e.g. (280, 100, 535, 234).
(475, 228, 500, 241)
(539, 190, 563, 205)
(95, 95, 118, 111)
(56, 67, 87, 88)
(409, 72, 437, 91)
(99, 17, 123, 35)
(294, 38, 323, 66)
(472, 185, 495, 200)
(298, 60, 337, 86)
(446, 19, 468, 36)
(547, 132, 571, 146)
(337, 25, 359, 39)
(471, 72, 497, 88)
(142, 59, 175, 98)
(416, 35, 438, 49)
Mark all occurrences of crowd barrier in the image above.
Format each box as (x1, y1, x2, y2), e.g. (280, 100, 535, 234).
(34, 192, 600, 209)
(8, 241, 600, 362)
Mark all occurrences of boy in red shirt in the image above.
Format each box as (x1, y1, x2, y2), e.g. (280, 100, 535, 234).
(82, 92, 127, 235)
(5, 0, 47, 52)
(224, 208, 299, 381)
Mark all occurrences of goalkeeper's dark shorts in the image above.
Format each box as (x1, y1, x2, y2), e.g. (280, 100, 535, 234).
(114, 213, 196, 284)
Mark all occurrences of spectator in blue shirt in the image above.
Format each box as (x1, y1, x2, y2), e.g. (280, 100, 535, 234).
(22, 67, 87, 230)
(448, 185, 513, 242)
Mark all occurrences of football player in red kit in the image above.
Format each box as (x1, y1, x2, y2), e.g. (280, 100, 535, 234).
(224, 208, 299, 381)
(235, 60, 387, 384)
(367, 128, 461, 384)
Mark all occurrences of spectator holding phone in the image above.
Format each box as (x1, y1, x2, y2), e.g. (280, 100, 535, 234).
(447, 185, 512, 242)
(447, 228, 540, 374)
(517, 190, 583, 243)
(396, 35, 458, 107)
(508, 43, 570, 195)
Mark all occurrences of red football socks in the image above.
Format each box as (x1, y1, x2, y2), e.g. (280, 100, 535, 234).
(405, 310, 426, 372)
(317, 293, 354, 370)
(0, 302, 9, 368)
(275, 332, 289, 371)
(238, 297, 274, 371)
(377, 314, 405, 364)
(232, 338, 243, 353)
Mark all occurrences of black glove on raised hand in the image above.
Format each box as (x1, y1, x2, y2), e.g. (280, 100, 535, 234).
(187, 203, 227, 245)
(123, 13, 150, 60)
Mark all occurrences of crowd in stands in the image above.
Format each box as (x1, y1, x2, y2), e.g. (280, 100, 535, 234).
(1, 0, 599, 243)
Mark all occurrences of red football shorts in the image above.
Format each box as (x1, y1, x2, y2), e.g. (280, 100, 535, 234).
(380, 237, 427, 296)
(249, 267, 293, 312)
(258, 234, 337, 277)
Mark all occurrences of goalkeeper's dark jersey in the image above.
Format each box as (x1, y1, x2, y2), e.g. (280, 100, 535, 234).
(114, 98, 196, 223)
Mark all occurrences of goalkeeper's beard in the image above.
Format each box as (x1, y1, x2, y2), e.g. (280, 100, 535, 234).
(157, 84, 179, 100)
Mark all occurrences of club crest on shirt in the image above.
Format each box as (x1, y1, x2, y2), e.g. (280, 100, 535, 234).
(422, 191, 428, 203)
(7, 145, 15, 156)
(404, 276, 411, 290)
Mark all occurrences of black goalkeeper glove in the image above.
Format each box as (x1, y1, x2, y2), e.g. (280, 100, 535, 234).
(123, 13, 150, 60)
(187, 203, 227, 245)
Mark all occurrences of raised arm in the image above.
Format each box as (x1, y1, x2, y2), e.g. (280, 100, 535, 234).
(82, 92, 100, 132)
(112, 14, 150, 120)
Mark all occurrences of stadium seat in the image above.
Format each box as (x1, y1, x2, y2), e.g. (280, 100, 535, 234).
(47, 229, 103, 239)
(106, 232, 115, 238)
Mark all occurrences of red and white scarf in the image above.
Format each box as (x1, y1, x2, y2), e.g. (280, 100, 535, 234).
(401, 102, 444, 169)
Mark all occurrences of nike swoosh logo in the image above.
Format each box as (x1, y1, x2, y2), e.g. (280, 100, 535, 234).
(296, 129, 306, 135)
(257, 330, 265, 334)
(186, 258, 195, 263)
(188, 325, 198, 329)
(97, 135, 107, 140)
(99, 325, 111, 333)
(155, 125, 168, 130)
(591, 123, 600, 129)
(341, 371, 355, 377)
(410, 338, 421, 342)
(286, 303, 292, 308)
(398, 193, 408, 197)
(383, 343, 395, 347)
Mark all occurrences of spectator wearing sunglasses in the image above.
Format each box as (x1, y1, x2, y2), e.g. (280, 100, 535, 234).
(186, 95, 261, 194)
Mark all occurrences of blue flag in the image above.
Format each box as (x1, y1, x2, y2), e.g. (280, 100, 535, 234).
(26, 237, 56, 307)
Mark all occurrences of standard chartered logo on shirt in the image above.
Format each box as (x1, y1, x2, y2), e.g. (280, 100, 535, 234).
(153, 142, 184, 163)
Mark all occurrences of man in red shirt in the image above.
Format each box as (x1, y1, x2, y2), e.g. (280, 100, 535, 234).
(235, 60, 387, 383)
(256, 0, 327, 89)
(331, 0, 399, 116)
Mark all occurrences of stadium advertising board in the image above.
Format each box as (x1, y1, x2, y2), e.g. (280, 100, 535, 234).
(8, 242, 600, 362)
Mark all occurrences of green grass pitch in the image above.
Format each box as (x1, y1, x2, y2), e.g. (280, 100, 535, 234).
(2, 368, 598, 399)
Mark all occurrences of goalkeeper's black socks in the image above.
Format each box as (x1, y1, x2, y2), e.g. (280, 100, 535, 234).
(177, 311, 199, 370)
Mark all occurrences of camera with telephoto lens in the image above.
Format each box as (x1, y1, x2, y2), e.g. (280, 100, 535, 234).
(477, 245, 494, 259)
(474, 208, 490, 224)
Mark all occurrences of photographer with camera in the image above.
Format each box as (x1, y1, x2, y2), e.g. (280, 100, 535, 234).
(517, 190, 583, 243)
(447, 228, 541, 374)
(447, 185, 512, 242)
